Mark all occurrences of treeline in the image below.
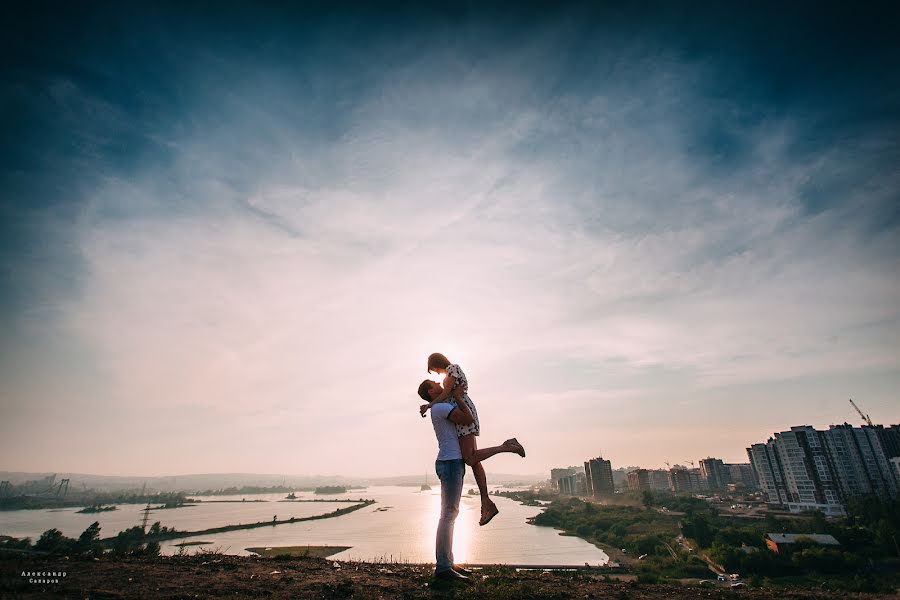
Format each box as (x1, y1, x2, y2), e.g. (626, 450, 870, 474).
(0, 521, 176, 558)
(527, 494, 900, 592)
(0, 491, 188, 511)
(532, 497, 710, 580)
(190, 485, 308, 496)
(680, 496, 900, 591)
(494, 490, 553, 506)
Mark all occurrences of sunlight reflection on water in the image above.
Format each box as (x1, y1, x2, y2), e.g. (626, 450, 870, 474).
(0, 486, 608, 565)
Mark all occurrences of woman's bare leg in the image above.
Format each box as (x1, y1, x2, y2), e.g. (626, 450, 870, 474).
(460, 435, 499, 525)
(469, 438, 525, 462)
(459, 435, 490, 506)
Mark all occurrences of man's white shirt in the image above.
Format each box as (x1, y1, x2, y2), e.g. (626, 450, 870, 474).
(430, 402, 462, 460)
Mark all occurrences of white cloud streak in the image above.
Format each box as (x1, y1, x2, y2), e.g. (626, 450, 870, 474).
(2, 35, 899, 476)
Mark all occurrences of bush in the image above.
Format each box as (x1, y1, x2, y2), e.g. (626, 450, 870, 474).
(112, 526, 149, 556)
(0, 536, 33, 551)
(34, 529, 74, 554)
(636, 572, 662, 584)
(792, 548, 862, 575)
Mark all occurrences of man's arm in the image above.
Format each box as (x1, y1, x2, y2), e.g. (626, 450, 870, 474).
(430, 402, 473, 426)
(422, 375, 466, 412)
(432, 374, 456, 403)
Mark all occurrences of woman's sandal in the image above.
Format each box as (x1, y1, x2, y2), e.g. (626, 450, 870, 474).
(479, 502, 500, 526)
(507, 438, 526, 457)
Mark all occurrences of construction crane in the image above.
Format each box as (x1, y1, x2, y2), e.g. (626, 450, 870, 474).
(849, 398, 874, 427)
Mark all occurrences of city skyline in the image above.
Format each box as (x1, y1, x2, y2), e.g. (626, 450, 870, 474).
(2, 3, 900, 477)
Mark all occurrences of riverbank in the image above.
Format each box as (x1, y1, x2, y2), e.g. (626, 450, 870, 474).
(97, 500, 376, 547)
(2, 554, 897, 599)
(245, 545, 351, 558)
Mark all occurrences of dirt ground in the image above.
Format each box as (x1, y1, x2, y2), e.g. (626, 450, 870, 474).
(1, 554, 895, 599)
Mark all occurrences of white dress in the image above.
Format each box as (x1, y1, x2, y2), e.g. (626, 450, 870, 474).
(447, 364, 479, 437)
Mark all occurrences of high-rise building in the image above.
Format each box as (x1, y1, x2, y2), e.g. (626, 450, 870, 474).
(822, 424, 897, 499)
(699, 458, 729, 489)
(748, 442, 786, 505)
(612, 467, 638, 490)
(585, 457, 614, 497)
(747, 423, 900, 516)
(667, 467, 704, 494)
(550, 466, 583, 490)
(698, 457, 756, 491)
(873, 425, 900, 460)
(727, 463, 756, 489)
(648, 469, 671, 491)
(746, 426, 844, 516)
(558, 473, 586, 496)
(627, 469, 651, 491)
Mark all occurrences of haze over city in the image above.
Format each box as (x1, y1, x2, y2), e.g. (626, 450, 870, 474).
(2, 3, 899, 479)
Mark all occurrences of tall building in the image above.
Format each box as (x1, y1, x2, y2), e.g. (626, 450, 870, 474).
(873, 425, 900, 460)
(558, 472, 586, 496)
(747, 423, 900, 516)
(667, 467, 704, 494)
(584, 457, 614, 497)
(748, 442, 786, 505)
(699, 458, 729, 489)
(823, 424, 897, 499)
(550, 466, 583, 490)
(612, 467, 638, 490)
(648, 469, 671, 491)
(727, 463, 757, 489)
(627, 469, 651, 491)
(699, 457, 757, 490)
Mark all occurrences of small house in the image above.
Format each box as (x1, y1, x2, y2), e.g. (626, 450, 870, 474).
(765, 533, 840, 554)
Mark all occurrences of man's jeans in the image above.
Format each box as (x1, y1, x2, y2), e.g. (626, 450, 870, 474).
(434, 458, 465, 573)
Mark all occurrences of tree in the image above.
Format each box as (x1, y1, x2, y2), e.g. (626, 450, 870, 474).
(112, 526, 147, 556)
(681, 513, 714, 548)
(35, 529, 74, 554)
(74, 521, 102, 556)
(642, 491, 655, 508)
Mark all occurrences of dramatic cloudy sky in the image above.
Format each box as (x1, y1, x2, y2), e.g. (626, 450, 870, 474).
(2, 2, 899, 478)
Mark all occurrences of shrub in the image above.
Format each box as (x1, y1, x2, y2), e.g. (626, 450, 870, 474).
(35, 529, 74, 554)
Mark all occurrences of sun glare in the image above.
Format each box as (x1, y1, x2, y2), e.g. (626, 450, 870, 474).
(426, 489, 473, 565)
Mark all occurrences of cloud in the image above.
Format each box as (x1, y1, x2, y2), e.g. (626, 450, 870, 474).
(2, 4, 899, 475)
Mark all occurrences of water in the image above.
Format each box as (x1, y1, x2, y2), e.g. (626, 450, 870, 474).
(0, 486, 608, 566)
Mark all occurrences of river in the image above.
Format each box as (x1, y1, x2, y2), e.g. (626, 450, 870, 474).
(0, 486, 608, 566)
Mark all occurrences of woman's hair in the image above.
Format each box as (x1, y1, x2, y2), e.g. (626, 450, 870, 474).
(427, 352, 451, 373)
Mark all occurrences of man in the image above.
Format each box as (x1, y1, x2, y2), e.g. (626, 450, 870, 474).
(417, 379, 474, 582)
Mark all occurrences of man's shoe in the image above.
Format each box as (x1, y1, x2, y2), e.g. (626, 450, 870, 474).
(434, 569, 470, 583)
(452, 565, 473, 576)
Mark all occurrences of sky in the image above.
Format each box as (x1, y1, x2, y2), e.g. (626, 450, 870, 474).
(2, 2, 899, 479)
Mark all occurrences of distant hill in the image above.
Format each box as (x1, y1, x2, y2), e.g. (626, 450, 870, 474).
(0, 471, 546, 494)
